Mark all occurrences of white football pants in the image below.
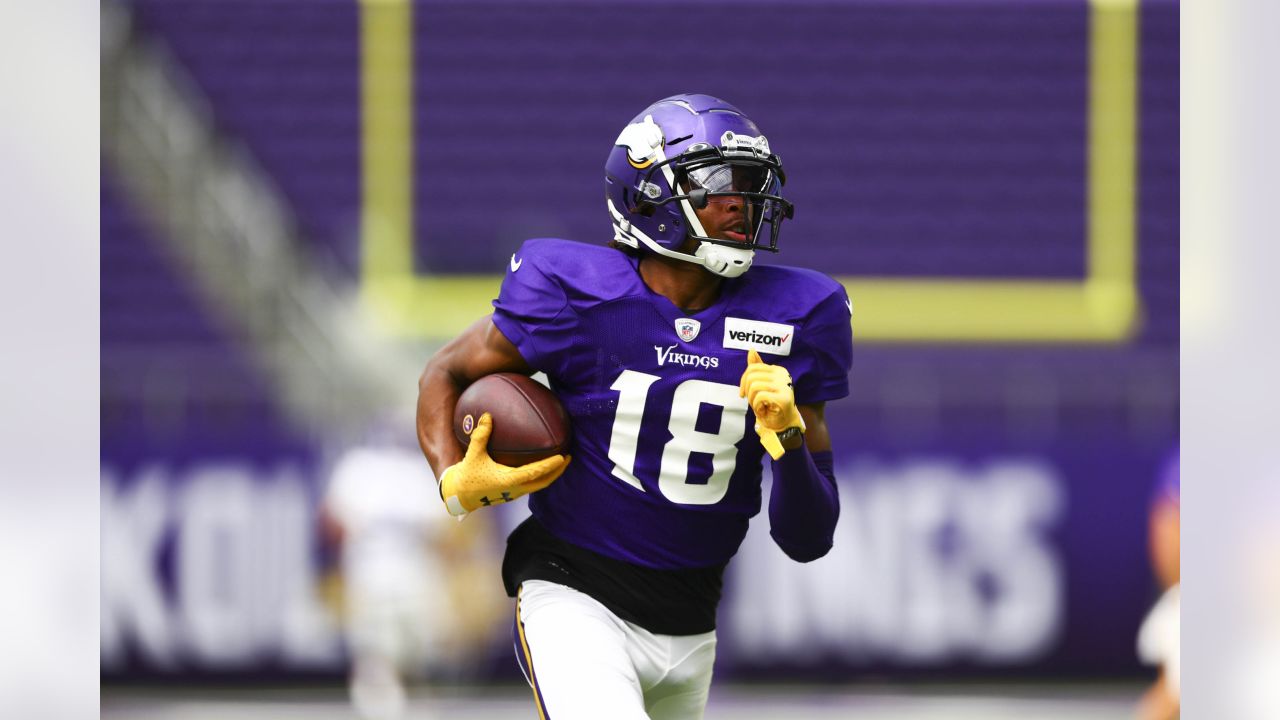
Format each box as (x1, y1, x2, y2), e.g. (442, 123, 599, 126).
(513, 579, 717, 720)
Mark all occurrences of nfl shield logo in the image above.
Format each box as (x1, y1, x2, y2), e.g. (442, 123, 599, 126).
(675, 318, 701, 342)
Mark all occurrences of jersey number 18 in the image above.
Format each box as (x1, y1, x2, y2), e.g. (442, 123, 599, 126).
(607, 370, 749, 505)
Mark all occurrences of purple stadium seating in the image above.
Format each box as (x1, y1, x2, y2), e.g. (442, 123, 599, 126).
(101, 167, 287, 441)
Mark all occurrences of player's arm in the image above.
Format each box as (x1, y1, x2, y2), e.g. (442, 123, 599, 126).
(417, 315, 569, 517)
(740, 351, 840, 562)
(417, 315, 530, 478)
(766, 401, 839, 563)
(791, 403, 830, 453)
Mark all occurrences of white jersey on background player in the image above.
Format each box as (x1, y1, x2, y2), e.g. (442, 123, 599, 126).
(324, 445, 449, 720)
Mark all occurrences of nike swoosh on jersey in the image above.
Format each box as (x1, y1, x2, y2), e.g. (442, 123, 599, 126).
(510, 254, 523, 272)
(844, 299, 853, 315)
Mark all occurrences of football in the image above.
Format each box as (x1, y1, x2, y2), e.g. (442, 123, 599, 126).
(453, 373, 572, 466)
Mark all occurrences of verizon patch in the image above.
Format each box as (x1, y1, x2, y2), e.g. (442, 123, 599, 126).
(723, 318, 794, 356)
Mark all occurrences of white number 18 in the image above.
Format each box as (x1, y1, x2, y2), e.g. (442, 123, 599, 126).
(607, 370, 749, 505)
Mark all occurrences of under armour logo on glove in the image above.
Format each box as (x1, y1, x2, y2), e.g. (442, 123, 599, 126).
(479, 491, 515, 507)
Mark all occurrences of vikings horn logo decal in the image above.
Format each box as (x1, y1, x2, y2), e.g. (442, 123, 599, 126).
(616, 115, 664, 170)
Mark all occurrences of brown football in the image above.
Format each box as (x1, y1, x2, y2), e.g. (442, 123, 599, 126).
(452, 373, 572, 466)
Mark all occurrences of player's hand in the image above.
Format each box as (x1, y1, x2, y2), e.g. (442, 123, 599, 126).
(438, 413, 570, 518)
(739, 349, 805, 460)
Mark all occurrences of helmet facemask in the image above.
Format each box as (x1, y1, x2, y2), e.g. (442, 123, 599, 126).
(634, 143, 794, 278)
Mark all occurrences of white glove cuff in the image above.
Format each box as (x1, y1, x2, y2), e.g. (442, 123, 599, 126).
(444, 495, 467, 518)
(438, 465, 468, 519)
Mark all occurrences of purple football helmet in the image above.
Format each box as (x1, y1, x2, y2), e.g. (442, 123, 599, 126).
(605, 94, 794, 278)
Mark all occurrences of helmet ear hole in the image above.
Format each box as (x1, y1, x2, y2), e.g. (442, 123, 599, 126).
(627, 189, 657, 217)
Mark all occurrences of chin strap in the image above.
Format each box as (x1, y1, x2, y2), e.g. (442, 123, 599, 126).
(608, 197, 756, 278)
(695, 241, 754, 278)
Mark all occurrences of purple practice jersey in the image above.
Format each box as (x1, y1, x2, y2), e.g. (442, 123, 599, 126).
(491, 238, 853, 570)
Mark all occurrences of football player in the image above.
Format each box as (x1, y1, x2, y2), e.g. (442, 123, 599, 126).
(321, 442, 447, 720)
(417, 94, 852, 719)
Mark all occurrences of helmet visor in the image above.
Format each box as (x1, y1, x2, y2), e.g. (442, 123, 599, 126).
(640, 150, 793, 252)
(686, 163, 773, 194)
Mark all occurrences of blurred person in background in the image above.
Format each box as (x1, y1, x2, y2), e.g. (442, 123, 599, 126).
(321, 428, 504, 720)
(417, 94, 852, 719)
(1137, 450, 1179, 720)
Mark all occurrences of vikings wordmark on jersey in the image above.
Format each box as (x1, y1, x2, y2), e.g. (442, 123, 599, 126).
(492, 238, 852, 570)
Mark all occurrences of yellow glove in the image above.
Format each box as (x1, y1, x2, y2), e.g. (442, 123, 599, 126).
(439, 413, 570, 518)
(739, 349, 806, 460)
